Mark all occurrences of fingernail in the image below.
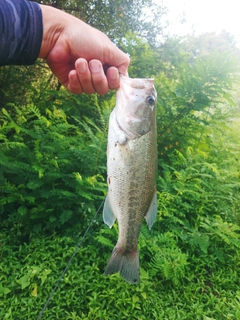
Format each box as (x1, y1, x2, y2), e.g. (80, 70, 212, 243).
(108, 67, 118, 80)
(78, 60, 87, 73)
(89, 60, 101, 73)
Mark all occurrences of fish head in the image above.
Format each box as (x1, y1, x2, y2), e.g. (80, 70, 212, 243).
(115, 75, 157, 139)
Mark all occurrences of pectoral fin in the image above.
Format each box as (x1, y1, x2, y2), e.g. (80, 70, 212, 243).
(145, 192, 157, 229)
(103, 195, 116, 228)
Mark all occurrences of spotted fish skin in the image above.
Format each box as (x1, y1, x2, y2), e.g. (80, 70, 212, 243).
(103, 75, 157, 284)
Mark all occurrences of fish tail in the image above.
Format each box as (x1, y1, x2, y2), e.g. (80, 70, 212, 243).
(104, 246, 140, 284)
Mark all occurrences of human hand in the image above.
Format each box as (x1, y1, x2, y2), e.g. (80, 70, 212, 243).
(39, 5, 130, 95)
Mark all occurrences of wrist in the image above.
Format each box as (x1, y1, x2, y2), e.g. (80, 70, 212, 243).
(38, 5, 66, 60)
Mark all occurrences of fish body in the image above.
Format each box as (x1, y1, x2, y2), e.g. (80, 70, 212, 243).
(103, 75, 157, 284)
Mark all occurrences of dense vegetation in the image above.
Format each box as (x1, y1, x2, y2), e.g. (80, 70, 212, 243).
(1, 1, 240, 319)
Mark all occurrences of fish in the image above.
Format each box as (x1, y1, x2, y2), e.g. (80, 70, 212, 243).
(103, 75, 158, 284)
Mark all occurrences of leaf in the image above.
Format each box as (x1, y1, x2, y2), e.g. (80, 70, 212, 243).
(1, 108, 11, 119)
(96, 235, 114, 248)
(39, 269, 52, 285)
(141, 292, 147, 299)
(0, 283, 11, 296)
(60, 210, 73, 225)
(140, 267, 149, 280)
(17, 206, 28, 216)
(31, 284, 38, 297)
(132, 295, 139, 303)
(16, 274, 30, 289)
(222, 93, 236, 106)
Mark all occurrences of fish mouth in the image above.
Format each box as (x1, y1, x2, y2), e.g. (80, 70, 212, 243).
(118, 75, 157, 102)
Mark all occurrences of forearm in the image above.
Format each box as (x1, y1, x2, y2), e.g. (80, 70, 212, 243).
(0, 0, 42, 66)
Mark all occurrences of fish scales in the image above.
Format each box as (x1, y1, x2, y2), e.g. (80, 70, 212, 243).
(103, 75, 158, 284)
(113, 133, 156, 251)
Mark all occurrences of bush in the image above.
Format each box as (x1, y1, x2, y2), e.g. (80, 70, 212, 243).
(1, 28, 240, 320)
(0, 100, 109, 233)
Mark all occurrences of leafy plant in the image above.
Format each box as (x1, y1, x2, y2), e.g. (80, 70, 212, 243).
(1, 13, 240, 320)
(0, 101, 108, 232)
(1, 220, 240, 320)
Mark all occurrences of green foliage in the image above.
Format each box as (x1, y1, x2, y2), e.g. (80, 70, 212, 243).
(0, 99, 109, 232)
(1, 13, 240, 319)
(35, 0, 167, 47)
(0, 222, 240, 320)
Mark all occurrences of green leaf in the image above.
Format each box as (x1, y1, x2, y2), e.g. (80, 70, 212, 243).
(39, 269, 52, 285)
(16, 274, 30, 289)
(17, 206, 28, 216)
(132, 295, 139, 303)
(0, 283, 11, 296)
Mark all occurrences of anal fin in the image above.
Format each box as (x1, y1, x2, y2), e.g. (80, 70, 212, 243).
(145, 191, 157, 229)
(103, 195, 116, 228)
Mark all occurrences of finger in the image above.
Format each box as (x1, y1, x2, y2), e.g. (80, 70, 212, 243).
(106, 67, 120, 90)
(89, 59, 109, 95)
(75, 58, 95, 94)
(67, 70, 83, 94)
(104, 46, 130, 76)
(117, 54, 130, 76)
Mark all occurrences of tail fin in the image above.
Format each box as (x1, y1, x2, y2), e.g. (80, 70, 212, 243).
(104, 246, 140, 284)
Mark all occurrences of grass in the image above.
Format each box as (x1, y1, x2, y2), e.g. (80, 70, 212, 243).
(1, 221, 240, 320)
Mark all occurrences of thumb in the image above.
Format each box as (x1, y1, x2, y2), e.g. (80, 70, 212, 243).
(104, 45, 130, 76)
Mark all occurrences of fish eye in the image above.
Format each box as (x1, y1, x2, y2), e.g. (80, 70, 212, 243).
(147, 96, 155, 105)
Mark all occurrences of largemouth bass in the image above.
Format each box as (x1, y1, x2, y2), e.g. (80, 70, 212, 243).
(103, 75, 158, 284)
